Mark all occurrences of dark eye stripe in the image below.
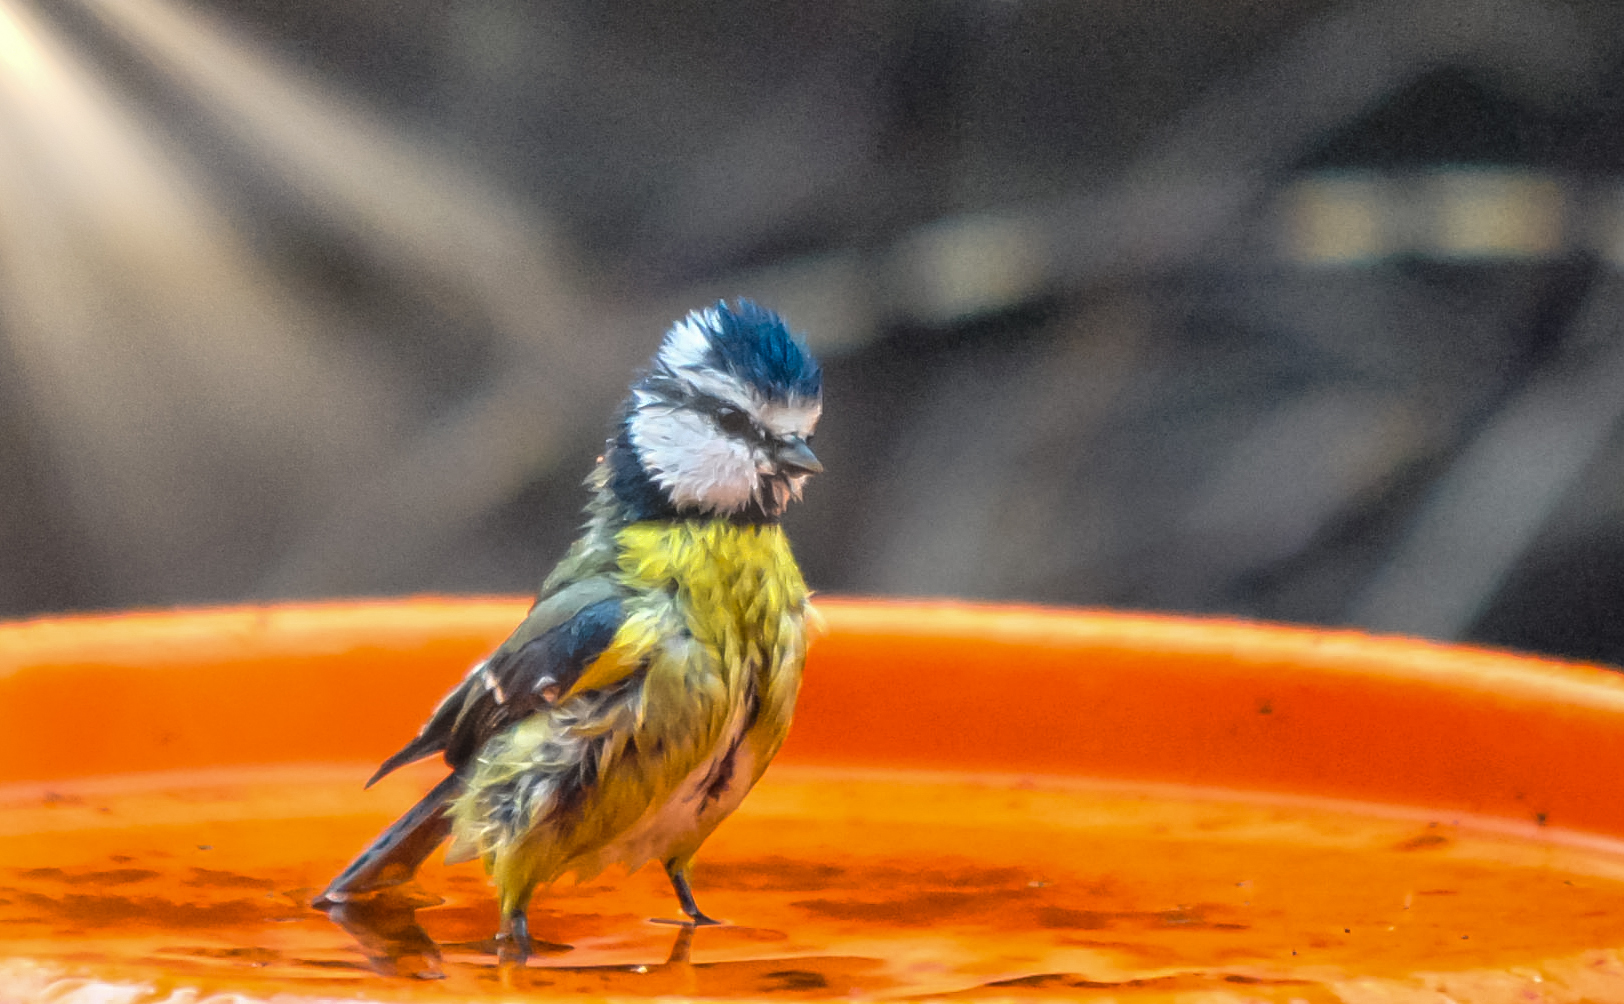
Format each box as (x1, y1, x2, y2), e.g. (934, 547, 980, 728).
(638, 374, 779, 441)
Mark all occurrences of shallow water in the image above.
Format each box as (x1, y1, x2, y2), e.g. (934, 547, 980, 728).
(4, 763, 1624, 1001)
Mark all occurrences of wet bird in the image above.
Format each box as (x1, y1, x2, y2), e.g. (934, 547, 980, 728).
(317, 301, 824, 960)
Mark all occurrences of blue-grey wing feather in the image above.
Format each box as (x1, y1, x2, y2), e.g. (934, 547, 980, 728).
(366, 586, 624, 786)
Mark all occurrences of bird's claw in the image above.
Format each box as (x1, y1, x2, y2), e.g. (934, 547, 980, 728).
(496, 911, 531, 965)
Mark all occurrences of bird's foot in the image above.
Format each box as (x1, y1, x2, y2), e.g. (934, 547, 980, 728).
(650, 913, 724, 927)
(664, 866, 724, 927)
(496, 910, 531, 965)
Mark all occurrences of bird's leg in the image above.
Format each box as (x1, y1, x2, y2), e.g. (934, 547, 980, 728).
(496, 894, 533, 964)
(665, 860, 722, 926)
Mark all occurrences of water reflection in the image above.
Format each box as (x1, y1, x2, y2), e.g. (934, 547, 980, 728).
(318, 888, 450, 980)
(313, 891, 889, 996)
(316, 887, 694, 981)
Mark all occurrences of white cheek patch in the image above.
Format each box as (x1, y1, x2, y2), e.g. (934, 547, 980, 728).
(629, 406, 760, 513)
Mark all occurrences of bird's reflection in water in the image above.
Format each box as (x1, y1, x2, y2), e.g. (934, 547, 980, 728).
(317, 887, 696, 981)
(318, 887, 453, 979)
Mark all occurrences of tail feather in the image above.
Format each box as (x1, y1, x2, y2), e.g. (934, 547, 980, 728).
(317, 772, 463, 905)
(365, 737, 437, 788)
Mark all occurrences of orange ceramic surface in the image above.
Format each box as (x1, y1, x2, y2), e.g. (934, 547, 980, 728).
(3, 598, 1624, 1003)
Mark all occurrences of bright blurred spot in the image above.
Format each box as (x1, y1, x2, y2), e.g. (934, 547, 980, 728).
(1285, 174, 1392, 263)
(1430, 169, 1564, 260)
(891, 213, 1050, 324)
(1285, 167, 1570, 264)
(0, 1, 40, 78)
(1592, 184, 1624, 269)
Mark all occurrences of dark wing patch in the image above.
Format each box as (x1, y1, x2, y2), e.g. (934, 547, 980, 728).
(365, 596, 624, 786)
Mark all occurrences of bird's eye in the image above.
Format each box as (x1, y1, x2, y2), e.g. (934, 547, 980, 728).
(715, 406, 754, 437)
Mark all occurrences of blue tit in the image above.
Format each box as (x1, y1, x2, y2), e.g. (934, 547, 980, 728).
(316, 300, 824, 961)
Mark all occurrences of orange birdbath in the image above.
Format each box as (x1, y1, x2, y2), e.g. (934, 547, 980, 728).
(5, 598, 1624, 1002)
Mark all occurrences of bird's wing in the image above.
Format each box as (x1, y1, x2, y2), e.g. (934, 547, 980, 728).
(559, 599, 677, 700)
(365, 577, 625, 786)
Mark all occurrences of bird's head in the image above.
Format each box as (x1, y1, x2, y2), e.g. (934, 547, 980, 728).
(615, 301, 823, 522)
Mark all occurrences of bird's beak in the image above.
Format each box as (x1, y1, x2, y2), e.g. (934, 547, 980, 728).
(774, 436, 823, 476)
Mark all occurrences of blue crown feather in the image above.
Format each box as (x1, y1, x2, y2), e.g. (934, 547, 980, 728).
(692, 300, 822, 400)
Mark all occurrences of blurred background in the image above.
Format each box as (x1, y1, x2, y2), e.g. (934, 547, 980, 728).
(4, 0, 1624, 664)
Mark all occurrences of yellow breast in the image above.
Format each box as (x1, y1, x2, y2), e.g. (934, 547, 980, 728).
(617, 519, 809, 648)
(564, 519, 814, 713)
